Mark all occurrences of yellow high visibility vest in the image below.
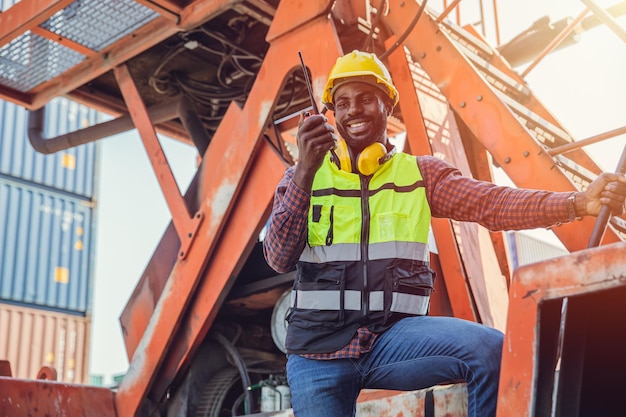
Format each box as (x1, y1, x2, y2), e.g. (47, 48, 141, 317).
(286, 151, 435, 354)
(303, 151, 431, 262)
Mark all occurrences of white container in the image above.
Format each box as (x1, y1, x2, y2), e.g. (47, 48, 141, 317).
(276, 383, 291, 410)
(261, 383, 278, 412)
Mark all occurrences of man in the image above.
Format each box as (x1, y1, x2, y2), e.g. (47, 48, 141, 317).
(263, 50, 626, 417)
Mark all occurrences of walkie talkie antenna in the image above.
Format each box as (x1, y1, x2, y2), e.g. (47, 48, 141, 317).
(298, 51, 320, 115)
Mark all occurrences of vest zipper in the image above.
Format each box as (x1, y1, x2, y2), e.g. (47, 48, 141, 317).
(325, 206, 334, 246)
(360, 175, 371, 322)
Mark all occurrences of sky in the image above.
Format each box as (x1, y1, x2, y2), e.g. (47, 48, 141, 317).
(88, 0, 626, 384)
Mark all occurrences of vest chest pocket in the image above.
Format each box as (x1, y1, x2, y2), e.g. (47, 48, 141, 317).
(375, 212, 410, 241)
(288, 263, 346, 329)
(309, 204, 358, 246)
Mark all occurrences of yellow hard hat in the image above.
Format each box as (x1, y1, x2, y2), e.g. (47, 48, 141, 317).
(322, 50, 399, 108)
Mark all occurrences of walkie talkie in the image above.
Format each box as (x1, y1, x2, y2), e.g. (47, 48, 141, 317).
(298, 51, 320, 116)
(298, 51, 338, 164)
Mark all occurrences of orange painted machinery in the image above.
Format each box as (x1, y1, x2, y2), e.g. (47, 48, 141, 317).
(1, 1, 625, 416)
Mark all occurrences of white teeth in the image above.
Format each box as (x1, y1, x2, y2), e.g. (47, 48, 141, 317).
(349, 122, 365, 128)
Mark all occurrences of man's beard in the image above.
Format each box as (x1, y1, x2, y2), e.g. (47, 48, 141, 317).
(337, 115, 387, 155)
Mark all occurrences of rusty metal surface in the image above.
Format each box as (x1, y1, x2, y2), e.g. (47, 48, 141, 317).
(0, 377, 117, 417)
(0, 361, 11, 377)
(255, 385, 468, 417)
(115, 10, 343, 414)
(0, 0, 74, 49)
(497, 242, 626, 416)
(380, 1, 624, 251)
(1, 1, 625, 416)
(0, 0, 273, 109)
(356, 385, 467, 417)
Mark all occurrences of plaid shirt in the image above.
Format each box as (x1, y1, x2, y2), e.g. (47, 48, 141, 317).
(263, 154, 572, 360)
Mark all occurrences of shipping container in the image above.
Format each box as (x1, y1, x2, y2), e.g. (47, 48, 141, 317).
(0, 178, 95, 314)
(0, 97, 100, 198)
(0, 302, 91, 383)
(507, 231, 569, 270)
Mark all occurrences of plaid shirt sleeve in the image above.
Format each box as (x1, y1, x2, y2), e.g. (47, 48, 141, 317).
(418, 155, 571, 230)
(263, 165, 310, 273)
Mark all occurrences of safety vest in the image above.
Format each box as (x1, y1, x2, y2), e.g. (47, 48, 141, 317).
(285, 151, 435, 354)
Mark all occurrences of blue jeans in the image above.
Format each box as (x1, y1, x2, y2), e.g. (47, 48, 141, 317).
(286, 316, 503, 417)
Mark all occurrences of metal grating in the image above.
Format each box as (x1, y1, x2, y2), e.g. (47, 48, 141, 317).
(40, 0, 160, 52)
(0, 31, 86, 92)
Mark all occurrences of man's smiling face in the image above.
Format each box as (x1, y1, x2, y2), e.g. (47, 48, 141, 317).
(333, 81, 390, 154)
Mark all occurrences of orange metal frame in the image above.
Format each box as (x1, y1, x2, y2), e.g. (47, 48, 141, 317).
(379, 0, 623, 252)
(1, 1, 625, 416)
(114, 64, 203, 259)
(498, 242, 626, 416)
(0, 377, 117, 417)
(0, 0, 266, 110)
(114, 2, 340, 416)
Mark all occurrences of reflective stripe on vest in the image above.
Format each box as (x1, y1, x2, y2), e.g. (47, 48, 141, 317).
(292, 289, 430, 316)
(300, 240, 430, 263)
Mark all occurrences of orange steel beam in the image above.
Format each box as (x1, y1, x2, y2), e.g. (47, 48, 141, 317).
(118, 0, 334, 363)
(460, 24, 601, 177)
(151, 136, 286, 400)
(0, 377, 117, 417)
(0, 85, 30, 108)
(452, 117, 514, 288)
(114, 64, 203, 259)
(380, 0, 622, 251)
(26, 16, 177, 110)
(497, 241, 626, 417)
(147, 0, 183, 13)
(0, 0, 74, 49)
(153, 28, 341, 400)
(385, 44, 477, 322)
(133, 0, 181, 20)
(114, 2, 337, 414)
(30, 26, 98, 58)
(0, 0, 270, 110)
(436, 0, 463, 24)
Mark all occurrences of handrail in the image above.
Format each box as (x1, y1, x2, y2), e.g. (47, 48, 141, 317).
(548, 125, 626, 156)
(520, 8, 590, 78)
(581, 0, 626, 43)
(587, 145, 626, 247)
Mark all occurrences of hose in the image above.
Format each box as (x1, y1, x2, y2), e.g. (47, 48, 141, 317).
(211, 331, 254, 414)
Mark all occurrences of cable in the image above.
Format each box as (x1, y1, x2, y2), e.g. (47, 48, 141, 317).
(211, 331, 254, 415)
(379, 0, 429, 61)
(362, 0, 387, 52)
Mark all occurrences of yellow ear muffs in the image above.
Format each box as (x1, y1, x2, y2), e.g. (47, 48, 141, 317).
(332, 139, 390, 175)
(357, 142, 387, 176)
(333, 138, 353, 173)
